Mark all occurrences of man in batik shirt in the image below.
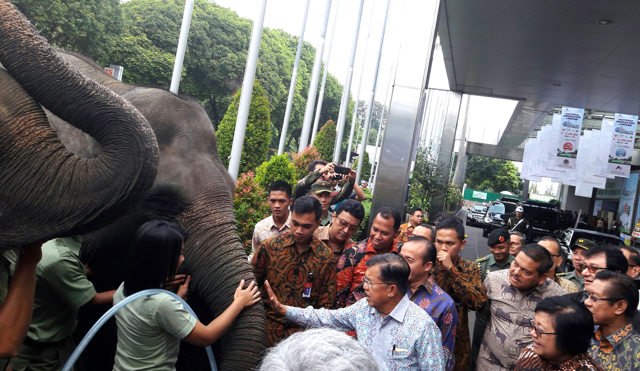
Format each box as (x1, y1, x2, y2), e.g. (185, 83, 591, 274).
(395, 207, 423, 243)
(252, 196, 336, 347)
(314, 200, 363, 265)
(432, 217, 486, 371)
(586, 271, 640, 370)
(335, 207, 401, 308)
(400, 236, 458, 371)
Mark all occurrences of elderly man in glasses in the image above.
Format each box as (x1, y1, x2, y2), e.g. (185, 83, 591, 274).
(584, 271, 640, 370)
(315, 200, 365, 266)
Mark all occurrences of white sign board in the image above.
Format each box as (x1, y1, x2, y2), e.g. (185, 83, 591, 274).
(606, 113, 638, 178)
(554, 107, 584, 170)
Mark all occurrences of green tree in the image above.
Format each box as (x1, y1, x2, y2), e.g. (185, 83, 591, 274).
(409, 146, 447, 213)
(233, 171, 270, 255)
(313, 120, 336, 160)
(255, 154, 297, 190)
(13, 0, 124, 64)
(465, 155, 522, 195)
(353, 151, 372, 180)
(216, 79, 272, 174)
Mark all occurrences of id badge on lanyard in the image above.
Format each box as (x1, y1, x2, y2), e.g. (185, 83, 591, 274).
(302, 272, 314, 298)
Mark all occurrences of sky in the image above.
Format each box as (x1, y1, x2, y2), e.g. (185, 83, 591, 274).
(212, 0, 450, 103)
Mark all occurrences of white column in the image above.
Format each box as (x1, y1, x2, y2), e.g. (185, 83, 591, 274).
(170, 0, 195, 94)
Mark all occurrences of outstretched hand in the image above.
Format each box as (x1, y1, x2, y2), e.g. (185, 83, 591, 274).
(20, 241, 44, 265)
(264, 280, 286, 316)
(234, 279, 261, 308)
(176, 275, 191, 300)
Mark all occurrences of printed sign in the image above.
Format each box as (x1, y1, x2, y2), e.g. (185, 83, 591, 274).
(618, 173, 639, 235)
(472, 191, 487, 200)
(554, 107, 584, 170)
(606, 113, 638, 178)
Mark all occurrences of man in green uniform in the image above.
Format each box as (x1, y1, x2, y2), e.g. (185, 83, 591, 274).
(508, 206, 528, 234)
(8, 237, 115, 371)
(471, 228, 513, 369)
(556, 238, 597, 292)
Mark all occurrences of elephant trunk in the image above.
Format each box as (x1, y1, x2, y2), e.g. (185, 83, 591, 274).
(180, 193, 267, 370)
(0, 0, 158, 247)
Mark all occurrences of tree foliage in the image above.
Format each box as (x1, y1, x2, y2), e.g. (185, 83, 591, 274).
(353, 151, 372, 180)
(409, 147, 447, 213)
(291, 146, 321, 181)
(14, 0, 351, 152)
(255, 154, 297, 190)
(216, 79, 272, 174)
(233, 172, 270, 255)
(313, 120, 336, 161)
(465, 155, 523, 195)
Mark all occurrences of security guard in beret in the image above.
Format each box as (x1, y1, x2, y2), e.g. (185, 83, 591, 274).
(556, 238, 598, 291)
(471, 228, 514, 370)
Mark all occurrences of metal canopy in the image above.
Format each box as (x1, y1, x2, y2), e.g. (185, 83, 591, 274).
(438, 0, 640, 160)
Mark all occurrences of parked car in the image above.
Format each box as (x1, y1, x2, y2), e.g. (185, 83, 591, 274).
(522, 201, 561, 242)
(557, 228, 624, 272)
(466, 205, 487, 227)
(482, 198, 520, 237)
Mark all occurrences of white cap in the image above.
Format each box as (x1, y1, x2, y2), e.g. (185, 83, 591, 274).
(515, 206, 524, 212)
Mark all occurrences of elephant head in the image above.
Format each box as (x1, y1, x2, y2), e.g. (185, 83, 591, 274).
(50, 52, 267, 370)
(0, 0, 158, 247)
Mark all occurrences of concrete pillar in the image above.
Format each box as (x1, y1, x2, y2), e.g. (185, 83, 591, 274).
(521, 180, 530, 202)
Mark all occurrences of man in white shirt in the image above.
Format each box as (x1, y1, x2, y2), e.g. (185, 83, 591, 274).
(249, 180, 293, 261)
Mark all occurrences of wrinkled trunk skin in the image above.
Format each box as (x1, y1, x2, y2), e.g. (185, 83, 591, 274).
(0, 1, 158, 247)
(56, 53, 267, 370)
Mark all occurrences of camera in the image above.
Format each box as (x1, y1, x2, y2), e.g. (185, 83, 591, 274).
(333, 165, 350, 175)
(331, 174, 343, 181)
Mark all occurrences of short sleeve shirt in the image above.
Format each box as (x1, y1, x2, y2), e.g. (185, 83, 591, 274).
(9, 238, 96, 342)
(112, 283, 197, 371)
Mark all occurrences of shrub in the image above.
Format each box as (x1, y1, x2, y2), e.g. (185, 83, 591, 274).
(217, 79, 272, 174)
(313, 120, 336, 161)
(255, 154, 297, 190)
(292, 146, 321, 180)
(352, 189, 373, 242)
(233, 171, 270, 255)
(353, 151, 372, 180)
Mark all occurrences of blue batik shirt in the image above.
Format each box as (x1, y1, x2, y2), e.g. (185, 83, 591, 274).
(284, 295, 445, 371)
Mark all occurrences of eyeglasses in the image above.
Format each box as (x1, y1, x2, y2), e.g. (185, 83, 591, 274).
(529, 319, 556, 337)
(578, 263, 607, 274)
(583, 291, 623, 303)
(336, 217, 359, 232)
(362, 277, 391, 287)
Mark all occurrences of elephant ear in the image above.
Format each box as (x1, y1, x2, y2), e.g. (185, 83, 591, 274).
(0, 0, 159, 248)
(80, 182, 190, 288)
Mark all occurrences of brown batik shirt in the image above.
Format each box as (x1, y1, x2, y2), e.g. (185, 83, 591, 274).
(478, 270, 568, 371)
(432, 258, 487, 371)
(251, 232, 337, 347)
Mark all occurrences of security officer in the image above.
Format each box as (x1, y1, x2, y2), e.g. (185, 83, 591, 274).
(508, 206, 528, 234)
(471, 228, 513, 370)
(556, 238, 598, 291)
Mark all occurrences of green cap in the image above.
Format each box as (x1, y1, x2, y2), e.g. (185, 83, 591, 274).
(570, 238, 598, 251)
(310, 180, 332, 194)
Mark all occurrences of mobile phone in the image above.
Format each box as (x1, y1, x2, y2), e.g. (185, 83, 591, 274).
(331, 174, 342, 181)
(333, 165, 350, 174)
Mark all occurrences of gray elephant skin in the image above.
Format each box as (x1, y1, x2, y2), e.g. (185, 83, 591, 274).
(0, 1, 267, 370)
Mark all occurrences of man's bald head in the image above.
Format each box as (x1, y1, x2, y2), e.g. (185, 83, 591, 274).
(413, 223, 434, 242)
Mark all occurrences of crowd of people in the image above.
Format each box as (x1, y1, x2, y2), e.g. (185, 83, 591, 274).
(2, 159, 640, 371)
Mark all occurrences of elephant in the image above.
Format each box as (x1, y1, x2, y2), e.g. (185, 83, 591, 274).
(0, 1, 267, 370)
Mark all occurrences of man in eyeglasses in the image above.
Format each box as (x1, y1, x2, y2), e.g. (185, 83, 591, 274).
(579, 245, 628, 292)
(584, 271, 640, 370)
(557, 239, 598, 291)
(315, 200, 364, 265)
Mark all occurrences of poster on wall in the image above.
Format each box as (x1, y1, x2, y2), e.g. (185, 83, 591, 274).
(632, 203, 640, 238)
(617, 172, 639, 235)
(606, 113, 638, 178)
(554, 106, 584, 170)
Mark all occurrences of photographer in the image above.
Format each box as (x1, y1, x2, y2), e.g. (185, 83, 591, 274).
(293, 161, 355, 205)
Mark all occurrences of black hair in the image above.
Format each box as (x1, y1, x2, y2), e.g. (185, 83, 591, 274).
(435, 217, 466, 241)
(631, 254, 640, 267)
(539, 236, 561, 254)
(510, 231, 527, 244)
(268, 180, 292, 199)
(335, 199, 365, 222)
(124, 220, 185, 296)
(619, 245, 640, 256)
(520, 244, 553, 275)
(376, 207, 401, 230)
(406, 236, 436, 266)
(365, 253, 410, 295)
(433, 212, 464, 225)
(594, 271, 639, 319)
(292, 196, 322, 221)
(417, 223, 435, 237)
(409, 207, 423, 216)
(308, 160, 327, 173)
(584, 245, 628, 274)
(534, 295, 594, 356)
